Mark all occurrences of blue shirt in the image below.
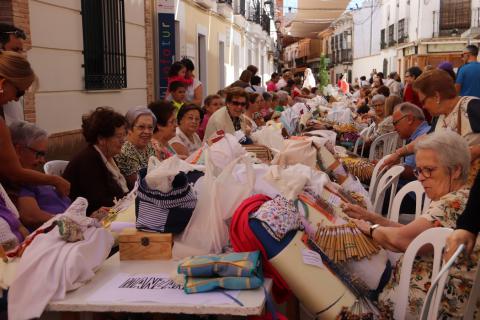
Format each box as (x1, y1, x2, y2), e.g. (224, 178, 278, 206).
(456, 62, 480, 97)
(404, 121, 431, 169)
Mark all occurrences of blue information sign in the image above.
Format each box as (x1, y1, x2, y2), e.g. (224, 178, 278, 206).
(158, 13, 175, 98)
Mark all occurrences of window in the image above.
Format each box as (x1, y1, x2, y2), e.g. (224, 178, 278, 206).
(381, 29, 386, 49)
(439, 0, 471, 34)
(398, 19, 405, 43)
(388, 24, 395, 46)
(81, 0, 127, 90)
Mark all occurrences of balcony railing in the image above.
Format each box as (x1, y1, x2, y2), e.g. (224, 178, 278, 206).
(217, 0, 232, 4)
(233, 0, 245, 16)
(381, 41, 387, 49)
(261, 11, 270, 33)
(388, 39, 396, 47)
(397, 34, 407, 44)
(433, 4, 472, 37)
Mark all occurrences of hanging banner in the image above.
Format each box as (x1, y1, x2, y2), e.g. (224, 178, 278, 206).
(157, 0, 176, 98)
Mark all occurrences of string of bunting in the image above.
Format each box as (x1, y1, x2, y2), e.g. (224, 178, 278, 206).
(313, 222, 380, 264)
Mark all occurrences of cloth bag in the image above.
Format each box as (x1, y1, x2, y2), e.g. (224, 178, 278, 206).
(136, 168, 197, 234)
(178, 251, 264, 293)
(173, 150, 256, 257)
(251, 126, 285, 152)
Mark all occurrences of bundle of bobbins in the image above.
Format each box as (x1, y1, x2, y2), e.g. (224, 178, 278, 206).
(340, 157, 375, 184)
(313, 221, 380, 264)
(244, 144, 274, 163)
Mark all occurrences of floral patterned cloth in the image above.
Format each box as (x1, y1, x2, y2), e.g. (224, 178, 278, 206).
(378, 187, 479, 319)
(250, 195, 302, 241)
(114, 141, 156, 177)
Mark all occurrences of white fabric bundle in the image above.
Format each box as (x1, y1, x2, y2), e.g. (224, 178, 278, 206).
(251, 125, 285, 152)
(208, 133, 247, 171)
(8, 197, 114, 320)
(145, 156, 205, 193)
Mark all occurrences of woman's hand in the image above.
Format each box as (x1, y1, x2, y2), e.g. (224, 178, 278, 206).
(444, 229, 477, 261)
(342, 203, 371, 220)
(351, 218, 371, 235)
(52, 176, 71, 197)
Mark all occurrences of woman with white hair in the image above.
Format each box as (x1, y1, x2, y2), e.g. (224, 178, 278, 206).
(362, 94, 395, 144)
(342, 131, 477, 318)
(302, 68, 316, 90)
(115, 106, 157, 189)
(9, 121, 71, 230)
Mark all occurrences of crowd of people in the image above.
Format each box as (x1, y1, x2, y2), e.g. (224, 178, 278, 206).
(1, 21, 480, 319)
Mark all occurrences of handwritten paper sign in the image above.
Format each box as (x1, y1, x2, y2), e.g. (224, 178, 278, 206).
(87, 273, 238, 305)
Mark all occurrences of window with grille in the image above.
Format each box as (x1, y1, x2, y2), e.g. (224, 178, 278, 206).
(398, 19, 405, 43)
(388, 24, 395, 46)
(81, 0, 127, 90)
(439, 0, 471, 33)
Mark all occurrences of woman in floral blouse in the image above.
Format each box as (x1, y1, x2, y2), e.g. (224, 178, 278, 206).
(343, 131, 477, 319)
(115, 106, 157, 189)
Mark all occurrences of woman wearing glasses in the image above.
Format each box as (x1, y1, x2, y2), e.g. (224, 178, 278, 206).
(169, 104, 202, 158)
(9, 121, 71, 230)
(203, 87, 249, 142)
(114, 106, 157, 189)
(382, 69, 480, 186)
(342, 131, 477, 318)
(63, 107, 129, 215)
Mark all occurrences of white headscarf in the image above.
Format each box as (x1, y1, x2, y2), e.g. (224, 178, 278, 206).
(302, 68, 316, 89)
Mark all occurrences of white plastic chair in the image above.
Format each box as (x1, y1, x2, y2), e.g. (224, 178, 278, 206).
(388, 181, 432, 223)
(463, 255, 480, 320)
(372, 165, 404, 214)
(419, 244, 465, 320)
(369, 131, 399, 161)
(368, 155, 389, 202)
(353, 123, 375, 156)
(43, 160, 69, 176)
(394, 227, 454, 320)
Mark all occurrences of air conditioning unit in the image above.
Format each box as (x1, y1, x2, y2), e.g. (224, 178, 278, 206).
(194, 0, 217, 11)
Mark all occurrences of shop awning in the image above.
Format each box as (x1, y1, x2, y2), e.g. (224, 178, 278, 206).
(284, 0, 350, 38)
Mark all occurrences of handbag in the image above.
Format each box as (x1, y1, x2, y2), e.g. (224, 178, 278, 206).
(136, 168, 197, 234)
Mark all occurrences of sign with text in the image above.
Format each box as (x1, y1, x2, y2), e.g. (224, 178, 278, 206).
(157, 0, 175, 14)
(158, 12, 175, 98)
(87, 273, 238, 305)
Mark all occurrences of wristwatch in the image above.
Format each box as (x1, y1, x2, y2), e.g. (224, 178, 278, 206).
(369, 224, 381, 238)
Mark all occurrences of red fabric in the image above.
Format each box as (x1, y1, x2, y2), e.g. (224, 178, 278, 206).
(248, 313, 288, 320)
(230, 194, 292, 303)
(340, 80, 349, 94)
(266, 81, 277, 92)
(403, 83, 432, 122)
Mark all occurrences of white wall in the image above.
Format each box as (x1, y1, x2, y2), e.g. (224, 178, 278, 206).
(29, 0, 147, 134)
(352, 54, 383, 80)
(352, 0, 382, 58)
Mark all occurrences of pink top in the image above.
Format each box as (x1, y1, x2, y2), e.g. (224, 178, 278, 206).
(267, 82, 277, 92)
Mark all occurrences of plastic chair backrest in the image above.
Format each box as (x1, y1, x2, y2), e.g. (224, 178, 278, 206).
(463, 254, 480, 320)
(368, 155, 389, 203)
(372, 165, 404, 214)
(388, 181, 431, 222)
(394, 227, 453, 320)
(369, 131, 399, 161)
(43, 160, 69, 176)
(420, 244, 464, 320)
(353, 123, 375, 156)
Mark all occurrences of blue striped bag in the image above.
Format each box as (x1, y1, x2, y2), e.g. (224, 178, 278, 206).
(136, 168, 197, 234)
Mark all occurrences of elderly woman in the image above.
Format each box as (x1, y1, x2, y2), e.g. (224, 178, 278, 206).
(0, 51, 70, 198)
(115, 106, 157, 188)
(343, 131, 476, 318)
(383, 69, 480, 183)
(244, 93, 264, 132)
(148, 101, 177, 161)
(9, 121, 71, 230)
(365, 94, 395, 142)
(169, 104, 203, 158)
(63, 107, 129, 215)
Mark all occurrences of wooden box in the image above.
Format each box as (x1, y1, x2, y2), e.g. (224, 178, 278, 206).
(118, 228, 172, 261)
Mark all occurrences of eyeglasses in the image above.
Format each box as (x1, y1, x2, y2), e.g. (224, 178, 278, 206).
(2, 30, 27, 40)
(230, 100, 247, 107)
(393, 114, 409, 126)
(133, 125, 154, 132)
(185, 116, 200, 123)
(413, 166, 438, 179)
(25, 146, 46, 158)
(372, 103, 384, 108)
